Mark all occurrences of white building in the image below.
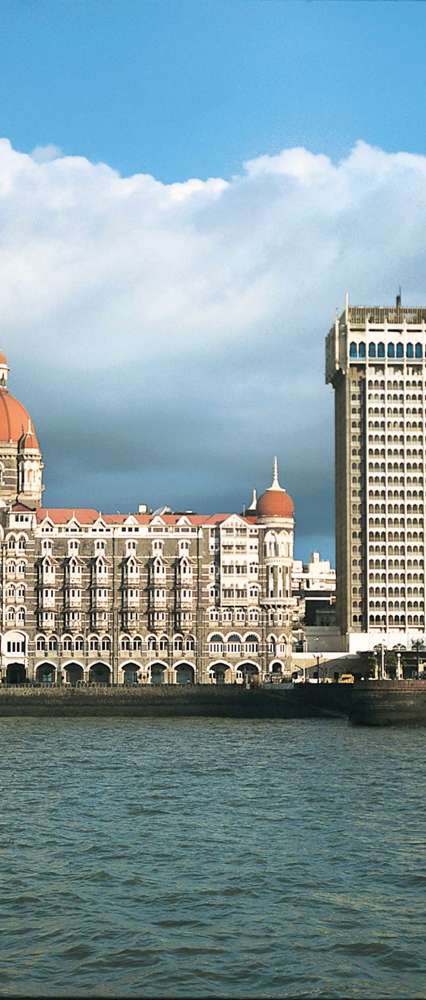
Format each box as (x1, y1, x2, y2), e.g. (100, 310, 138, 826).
(292, 552, 336, 594)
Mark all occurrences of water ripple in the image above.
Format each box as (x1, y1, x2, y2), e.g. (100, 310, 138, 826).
(0, 717, 425, 998)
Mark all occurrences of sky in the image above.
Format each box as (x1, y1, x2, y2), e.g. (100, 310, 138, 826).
(1, 0, 426, 560)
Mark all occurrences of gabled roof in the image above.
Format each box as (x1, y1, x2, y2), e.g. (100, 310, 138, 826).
(35, 508, 260, 527)
(36, 508, 101, 525)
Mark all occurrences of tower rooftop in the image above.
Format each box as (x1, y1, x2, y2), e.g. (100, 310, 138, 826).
(343, 305, 426, 325)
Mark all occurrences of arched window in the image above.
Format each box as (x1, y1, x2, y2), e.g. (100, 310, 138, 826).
(227, 633, 241, 653)
(368, 343, 376, 358)
(387, 343, 395, 358)
(407, 343, 414, 358)
(378, 342, 385, 358)
(359, 342, 366, 358)
(349, 342, 357, 358)
(209, 634, 224, 653)
(415, 343, 423, 358)
(396, 343, 404, 358)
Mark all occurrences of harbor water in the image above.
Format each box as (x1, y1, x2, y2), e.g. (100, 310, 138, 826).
(0, 717, 425, 998)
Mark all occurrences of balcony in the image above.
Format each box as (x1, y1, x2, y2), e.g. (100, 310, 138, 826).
(39, 596, 55, 609)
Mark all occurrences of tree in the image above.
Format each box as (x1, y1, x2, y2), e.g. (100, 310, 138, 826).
(385, 651, 398, 680)
(366, 653, 378, 680)
(411, 640, 424, 678)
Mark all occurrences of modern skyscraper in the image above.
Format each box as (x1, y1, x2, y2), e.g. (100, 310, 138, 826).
(326, 294, 426, 651)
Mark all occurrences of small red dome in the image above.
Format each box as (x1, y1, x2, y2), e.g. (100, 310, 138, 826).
(257, 489, 294, 518)
(0, 352, 8, 366)
(0, 389, 39, 449)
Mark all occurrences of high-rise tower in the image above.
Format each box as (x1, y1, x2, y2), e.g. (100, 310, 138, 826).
(326, 294, 426, 651)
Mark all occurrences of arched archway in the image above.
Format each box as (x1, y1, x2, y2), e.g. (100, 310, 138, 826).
(36, 662, 56, 685)
(150, 661, 167, 685)
(122, 663, 139, 685)
(175, 662, 195, 685)
(6, 663, 26, 685)
(238, 662, 259, 686)
(64, 662, 84, 686)
(209, 662, 229, 684)
(89, 662, 111, 686)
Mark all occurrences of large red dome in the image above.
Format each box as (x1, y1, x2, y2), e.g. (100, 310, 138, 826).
(257, 489, 294, 518)
(0, 389, 39, 448)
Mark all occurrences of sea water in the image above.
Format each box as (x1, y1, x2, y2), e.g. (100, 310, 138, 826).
(0, 717, 425, 998)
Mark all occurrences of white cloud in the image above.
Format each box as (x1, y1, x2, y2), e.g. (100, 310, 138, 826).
(0, 136, 425, 550)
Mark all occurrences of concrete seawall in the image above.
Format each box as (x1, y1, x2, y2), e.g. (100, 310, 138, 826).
(1, 682, 425, 724)
(350, 681, 426, 726)
(0, 684, 315, 719)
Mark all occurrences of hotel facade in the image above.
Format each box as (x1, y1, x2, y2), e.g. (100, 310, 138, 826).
(326, 295, 426, 652)
(0, 354, 296, 685)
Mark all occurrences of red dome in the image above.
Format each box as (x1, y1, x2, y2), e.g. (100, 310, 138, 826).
(257, 489, 294, 518)
(0, 389, 39, 449)
(0, 352, 8, 366)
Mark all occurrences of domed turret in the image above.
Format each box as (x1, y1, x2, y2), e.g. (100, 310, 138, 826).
(257, 457, 294, 519)
(0, 353, 43, 508)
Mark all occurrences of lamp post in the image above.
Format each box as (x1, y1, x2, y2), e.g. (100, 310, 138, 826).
(314, 636, 322, 683)
(392, 643, 406, 681)
(315, 653, 322, 683)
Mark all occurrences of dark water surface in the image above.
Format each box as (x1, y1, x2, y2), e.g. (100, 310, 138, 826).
(0, 718, 425, 999)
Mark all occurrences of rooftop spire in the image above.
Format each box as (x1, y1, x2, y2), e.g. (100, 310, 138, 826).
(270, 456, 285, 492)
(0, 351, 9, 390)
(247, 487, 257, 511)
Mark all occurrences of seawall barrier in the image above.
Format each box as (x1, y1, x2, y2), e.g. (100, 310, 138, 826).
(0, 682, 425, 724)
(0, 684, 315, 719)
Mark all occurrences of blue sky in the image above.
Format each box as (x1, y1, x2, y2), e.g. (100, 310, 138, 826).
(2, 0, 426, 180)
(1, 0, 426, 560)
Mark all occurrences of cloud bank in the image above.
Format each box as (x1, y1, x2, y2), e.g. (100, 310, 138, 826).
(1, 138, 426, 557)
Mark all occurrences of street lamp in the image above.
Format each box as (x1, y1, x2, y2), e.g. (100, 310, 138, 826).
(392, 643, 406, 681)
(314, 636, 322, 684)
